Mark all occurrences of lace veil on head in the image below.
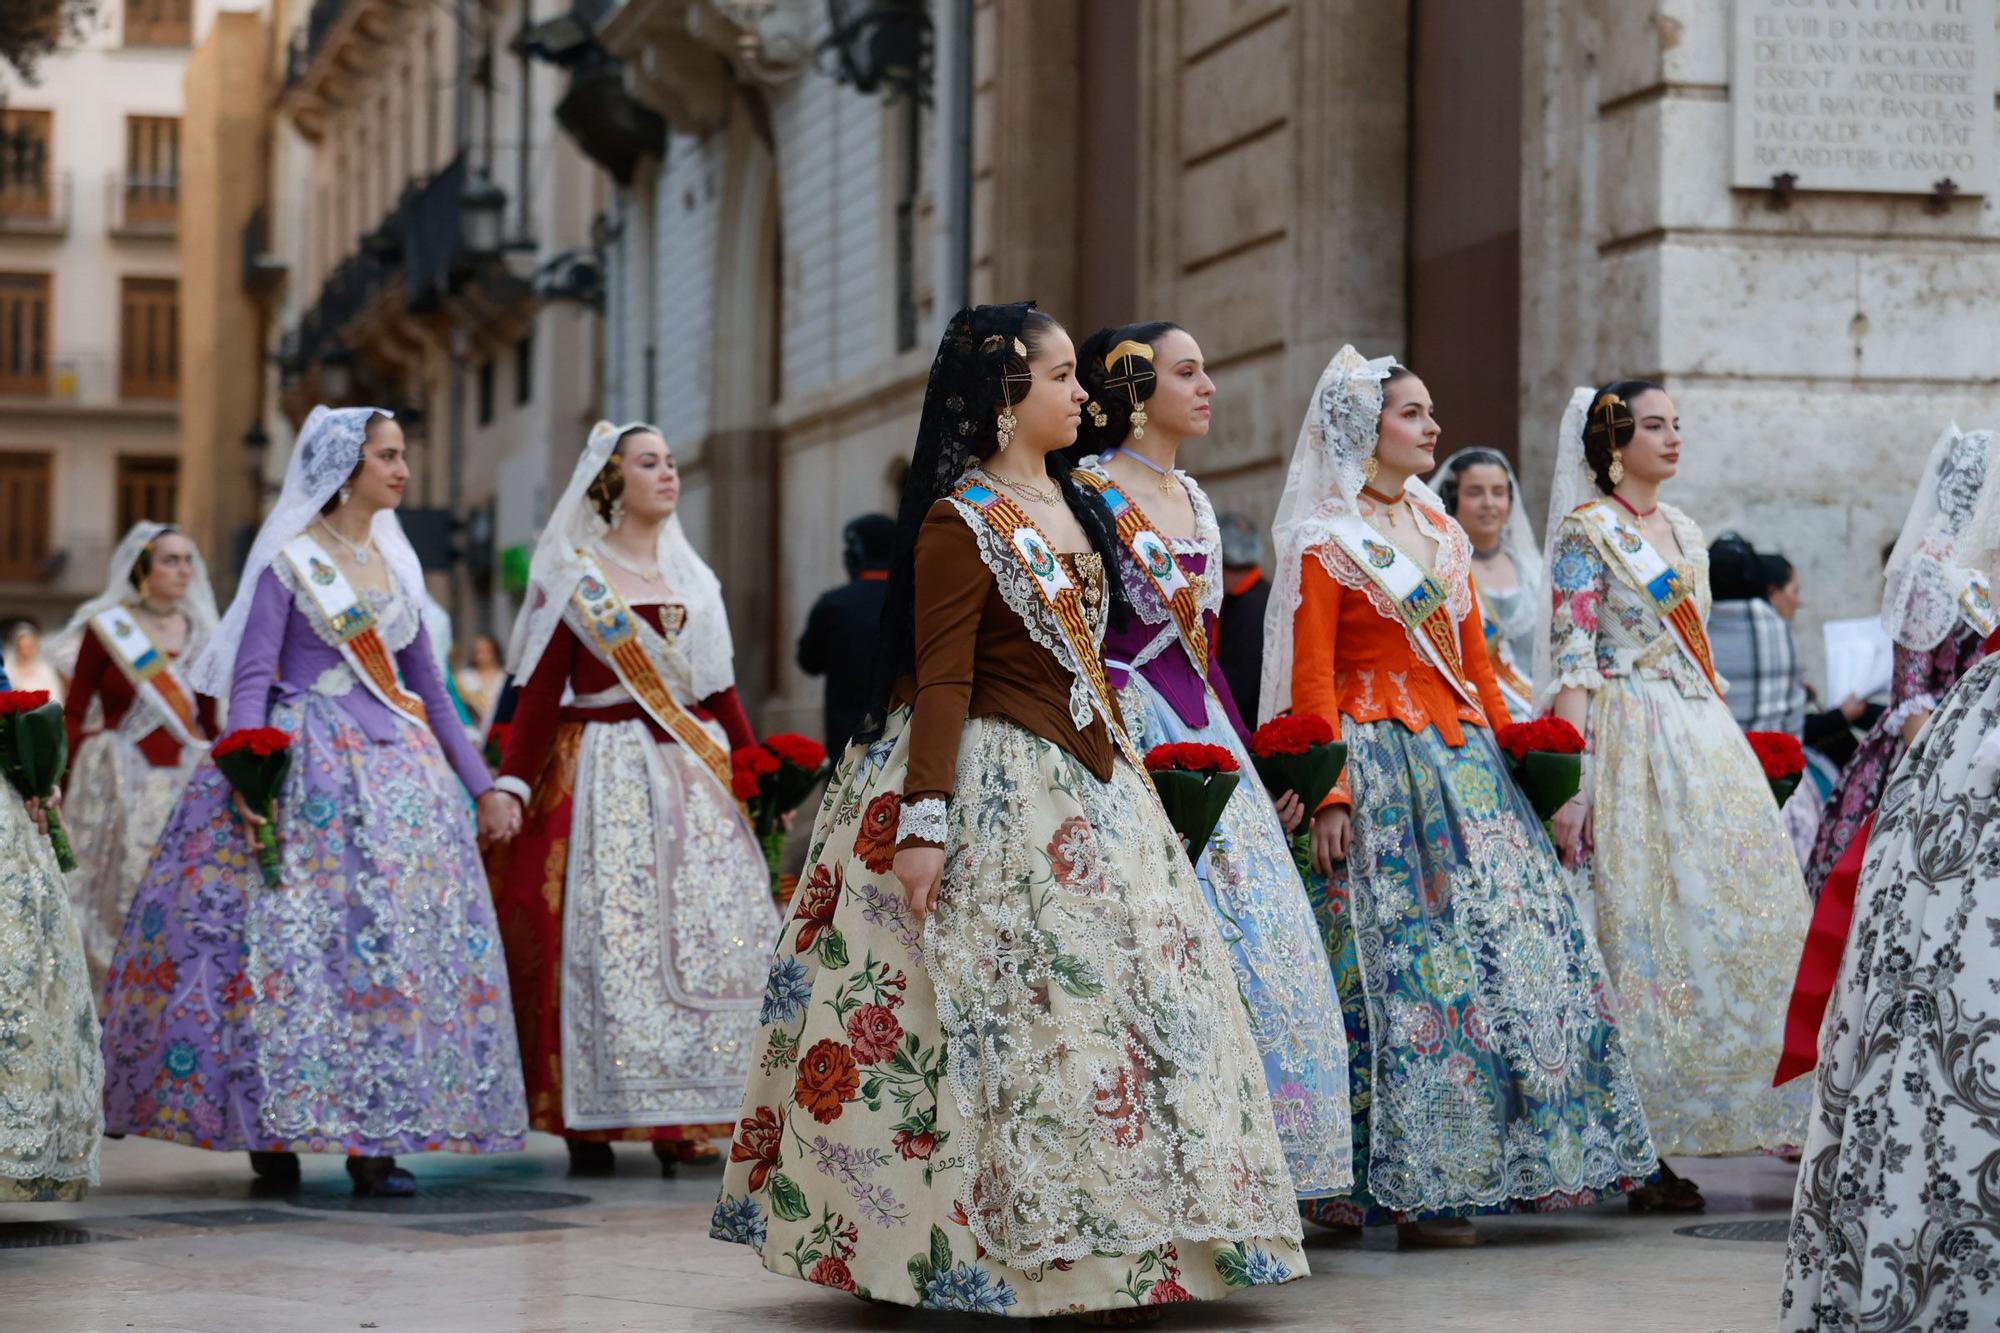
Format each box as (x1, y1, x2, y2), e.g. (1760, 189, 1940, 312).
(1882, 423, 1999, 652)
(505, 420, 736, 698)
(1436, 446, 1545, 641)
(1529, 387, 1599, 709)
(49, 520, 220, 677)
(187, 405, 420, 697)
(1258, 345, 1447, 724)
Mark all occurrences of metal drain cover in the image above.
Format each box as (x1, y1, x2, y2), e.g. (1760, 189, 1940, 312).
(138, 1208, 313, 1229)
(286, 1184, 592, 1216)
(0, 1222, 123, 1249)
(1675, 1220, 1790, 1243)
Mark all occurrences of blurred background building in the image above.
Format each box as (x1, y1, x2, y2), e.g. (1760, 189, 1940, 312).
(4, 0, 1997, 723)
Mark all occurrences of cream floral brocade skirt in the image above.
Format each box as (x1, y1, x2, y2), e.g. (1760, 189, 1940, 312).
(712, 708, 1306, 1316)
(1586, 671, 1811, 1156)
(64, 730, 200, 993)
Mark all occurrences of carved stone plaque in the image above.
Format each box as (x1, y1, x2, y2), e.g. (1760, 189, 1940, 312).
(1732, 0, 1997, 195)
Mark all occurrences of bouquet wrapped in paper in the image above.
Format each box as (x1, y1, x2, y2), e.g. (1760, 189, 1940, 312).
(212, 727, 294, 886)
(1248, 715, 1348, 878)
(1144, 742, 1240, 865)
(1746, 730, 1805, 806)
(0, 689, 75, 871)
(732, 733, 831, 904)
(1495, 717, 1586, 821)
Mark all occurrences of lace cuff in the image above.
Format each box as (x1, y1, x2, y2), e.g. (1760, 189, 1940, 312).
(1882, 692, 1939, 736)
(1548, 665, 1606, 694)
(493, 774, 532, 805)
(896, 795, 949, 849)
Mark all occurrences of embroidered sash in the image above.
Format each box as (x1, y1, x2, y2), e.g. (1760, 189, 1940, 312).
(90, 606, 206, 749)
(1481, 613, 1534, 720)
(1577, 502, 1720, 693)
(1954, 567, 1998, 638)
(278, 535, 427, 725)
(1326, 510, 1484, 712)
(951, 479, 1143, 767)
(1071, 470, 1210, 676)
(568, 551, 732, 787)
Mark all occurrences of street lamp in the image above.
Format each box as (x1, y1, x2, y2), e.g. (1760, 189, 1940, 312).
(821, 0, 932, 103)
(461, 172, 508, 259)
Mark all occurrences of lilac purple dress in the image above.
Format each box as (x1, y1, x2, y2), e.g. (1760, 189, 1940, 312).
(1082, 457, 1350, 1200)
(98, 564, 529, 1156)
(1802, 628, 1982, 899)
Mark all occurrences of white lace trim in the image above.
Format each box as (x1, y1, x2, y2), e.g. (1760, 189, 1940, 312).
(896, 796, 948, 845)
(272, 558, 422, 656)
(1883, 692, 1940, 736)
(1076, 458, 1226, 679)
(1306, 501, 1476, 674)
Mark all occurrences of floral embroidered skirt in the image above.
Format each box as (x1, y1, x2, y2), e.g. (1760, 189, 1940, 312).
(0, 784, 102, 1201)
(485, 716, 777, 1140)
(1115, 674, 1351, 1198)
(1586, 673, 1810, 1156)
(711, 708, 1307, 1316)
(1781, 653, 2000, 1329)
(1302, 718, 1656, 1228)
(64, 726, 201, 993)
(98, 692, 528, 1156)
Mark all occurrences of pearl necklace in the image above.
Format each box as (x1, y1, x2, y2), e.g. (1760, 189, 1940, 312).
(315, 517, 377, 565)
(597, 543, 663, 583)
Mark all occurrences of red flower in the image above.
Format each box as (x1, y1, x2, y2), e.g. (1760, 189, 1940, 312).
(794, 1039, 861, 1123)
(1495, 717, 1585, 762)
(852, 792, 900, 873)
(730, 762, 762, 802)
(730, 1105, 783, 1192)
(1249, 713, 1337, 758)
(892, 1128, 937, 1160)
(1046, 815, 1102, 893)
(792, 863, 842, 953)
(211, 727, 294, 759)
(0, 689, 51, 715)
(1407, 1004, 1447, 1056)
(1745, 730, 1805, 780)
(807, 1256, 856, 1292)
(1092, 1041, 1149, 1148)
(1142, 742, 1238, 774)
(845, 1003, 903, 1064)
(731, 746, 781, 801)
(764, 732, 828, 772)
(1148, 1278, 1194, 1305)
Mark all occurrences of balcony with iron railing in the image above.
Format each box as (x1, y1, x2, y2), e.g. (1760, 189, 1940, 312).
(109, 172, 178, 238)
(0, 170, 71, 236)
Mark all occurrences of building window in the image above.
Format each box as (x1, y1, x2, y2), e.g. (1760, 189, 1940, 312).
(514, 335, 532, 406)
(0, 452, 52, 580)
(477, 360, 495, 425)
(123, 115, 179, 228)
(0, 272, 51, 396)
(116, 455, 179, 533)
(125, 0, 191, 46)
(0, 110, 53, 222)
(119, 276, 178, 400)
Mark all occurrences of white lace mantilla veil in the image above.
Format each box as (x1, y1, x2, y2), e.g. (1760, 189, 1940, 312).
(187, 405, 420, 698)
(504, 420, 736, 699)
(1530, 387, 1598, 711)
(1258, 344, 1448, 725)
(49, 520, 220, 678)
(1879, 422, 1997, 653)
(1437, 446, 1545, 647)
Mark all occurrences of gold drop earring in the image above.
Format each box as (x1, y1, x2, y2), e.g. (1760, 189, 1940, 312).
(1608, 450, 1626, 486)
(1362, 455, 1379, 484)
(1129, 405, 1148, 440)
(1087, 400, 1108, 429)
(996, 409, 1017, 452)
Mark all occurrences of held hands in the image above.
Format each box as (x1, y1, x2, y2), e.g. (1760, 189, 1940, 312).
(1309, 805, 1351, 877)
(1551, 792, 1593, 868)
(893, 845, 946, 921)
(1273, 790, 1305, 835)
(477, 790, 523, 848)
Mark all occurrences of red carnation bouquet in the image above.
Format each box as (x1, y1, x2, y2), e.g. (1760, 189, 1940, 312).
(0, 690, 75, 871)
(1249, 714, 1348, 879)
(1494, 717, 1586, 821)
(732, 733, 832, 902)
(1144, 742, 1240, 865)
(212, 727, 294, 886)
(1746, 730, 1806, 806)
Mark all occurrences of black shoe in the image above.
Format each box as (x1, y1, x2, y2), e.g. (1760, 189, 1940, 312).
(567, 1139, 617, 1176)
(249, 1150, 301, 1184)
(346, 1155, 416, 1197)
(649, 1142, 679, 1178)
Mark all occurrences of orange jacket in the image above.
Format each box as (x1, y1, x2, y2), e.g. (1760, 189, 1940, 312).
(1288, 527, 1513, 810)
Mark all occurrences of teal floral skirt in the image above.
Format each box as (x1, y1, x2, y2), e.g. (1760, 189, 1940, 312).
(1301, 719, 1657, 1227)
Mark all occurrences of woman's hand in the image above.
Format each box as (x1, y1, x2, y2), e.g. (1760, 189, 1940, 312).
(23, 794, 51, 838)
(1273, 790, 1305, 835)
(781, 809, 797, 832)
(1901, 707, 1931, 749)
(1552, 792, 1593, 868)
(893, 846, 946, 920)
(1309, 805, 1351, 877)
(1838, 693, 1867, 723)
(477, 790, 523, 847)
(230, 790, 267, 829)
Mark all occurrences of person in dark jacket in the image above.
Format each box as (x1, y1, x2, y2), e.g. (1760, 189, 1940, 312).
(796, 514, 896, 752)
(1215, 511, 1271, 727)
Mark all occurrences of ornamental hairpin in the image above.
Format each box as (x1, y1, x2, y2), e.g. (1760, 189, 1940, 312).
(1102, 339, 1157, 440)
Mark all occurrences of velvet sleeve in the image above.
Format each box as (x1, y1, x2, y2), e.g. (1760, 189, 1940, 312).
(226, 569, 293, 734)
(1290, 554, 1350, 810)
(901, 504, 988, 832)
(64, 627, 109, 781)
(701, 685, 757, 752)
(398, 622, 493, 799)
(497, 621, 578, 795)
(1461, 585, 1514, 731)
